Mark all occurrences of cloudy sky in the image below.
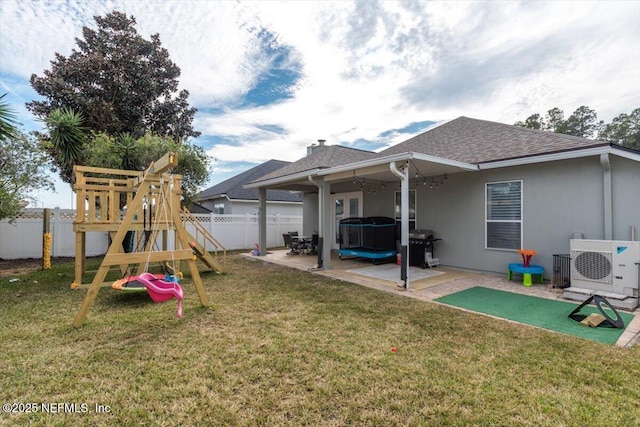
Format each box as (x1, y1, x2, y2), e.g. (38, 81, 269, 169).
(1, 0, 639, 209)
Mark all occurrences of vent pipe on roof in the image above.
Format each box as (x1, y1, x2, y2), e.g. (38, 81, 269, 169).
(307, 139, 326, 156)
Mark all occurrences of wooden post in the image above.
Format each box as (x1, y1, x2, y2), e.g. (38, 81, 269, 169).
(171, 199, 209, 307)
(42, 208, 51, 269)
(73, 232, 85, 287)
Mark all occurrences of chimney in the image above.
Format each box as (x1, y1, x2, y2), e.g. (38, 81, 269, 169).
(307, 139, 327, 156)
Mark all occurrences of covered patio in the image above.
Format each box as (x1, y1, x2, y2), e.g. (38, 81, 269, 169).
(243, 249, 640, 348)
(246, 150, 478, 289)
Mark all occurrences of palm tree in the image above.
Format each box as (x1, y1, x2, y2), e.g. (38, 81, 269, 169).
(0, 93, 19, 141)
(115, 133, 140, 170)
(43, 108, 87, 182)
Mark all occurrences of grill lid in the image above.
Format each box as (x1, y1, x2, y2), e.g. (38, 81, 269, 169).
(409, 229, 433, 240)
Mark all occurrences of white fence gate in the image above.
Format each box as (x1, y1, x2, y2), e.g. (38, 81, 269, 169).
(0, 209, 302, 260)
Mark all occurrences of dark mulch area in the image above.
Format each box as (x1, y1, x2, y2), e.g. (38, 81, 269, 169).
(0, 257, 74, 278)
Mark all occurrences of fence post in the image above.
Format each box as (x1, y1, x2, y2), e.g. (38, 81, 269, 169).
(245, 214, 250, 249)
(53, 207, 61, 258)
(209, 213, 215, 252)
(43, 208, 51, 269)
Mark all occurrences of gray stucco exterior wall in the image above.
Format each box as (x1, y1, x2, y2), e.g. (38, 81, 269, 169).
(418, 157, 607, 277)
(303, 193, 319, 236)
(307, 154, 638, 279)
(611, 155, 640, 241)
(417, 155, 637, 277)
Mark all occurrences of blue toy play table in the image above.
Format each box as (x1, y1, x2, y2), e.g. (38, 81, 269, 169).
(507, 263, 544, 287)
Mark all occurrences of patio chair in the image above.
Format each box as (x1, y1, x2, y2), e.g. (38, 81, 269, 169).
(297, 236, 310, 255)
(293, 232, 311, 255)
(283, 233, 302, 255)
(308, 234, 319, 255)
(287, 231, 309, 254)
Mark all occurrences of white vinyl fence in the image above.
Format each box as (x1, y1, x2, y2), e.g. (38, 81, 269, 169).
(185, 213, 303, 253)
(0, 209, 302, 260)
(0, 209, 108, 260)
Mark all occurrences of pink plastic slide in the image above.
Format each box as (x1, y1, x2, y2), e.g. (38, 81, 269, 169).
(137, 272, 184, 318)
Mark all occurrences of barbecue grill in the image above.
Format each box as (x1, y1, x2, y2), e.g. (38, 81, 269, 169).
(408, 229, 441, 268)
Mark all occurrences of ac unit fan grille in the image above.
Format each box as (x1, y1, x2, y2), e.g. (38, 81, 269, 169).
(573, 251, 612, 281)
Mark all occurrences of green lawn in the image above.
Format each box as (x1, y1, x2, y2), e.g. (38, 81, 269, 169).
(1, 255, 639, 426)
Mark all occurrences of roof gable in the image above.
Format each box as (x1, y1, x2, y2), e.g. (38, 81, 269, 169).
(380, 116, 609, 164)
(198, 159, 302, 202)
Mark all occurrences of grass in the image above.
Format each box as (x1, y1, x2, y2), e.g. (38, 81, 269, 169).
(1, 254, 639, 426)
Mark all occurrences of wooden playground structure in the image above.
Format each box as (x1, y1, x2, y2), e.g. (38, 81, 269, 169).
(71, 152, 226, 326)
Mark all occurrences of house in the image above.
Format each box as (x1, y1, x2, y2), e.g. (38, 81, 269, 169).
(245, 116, 640, 291)
(196, 159, 303, 216)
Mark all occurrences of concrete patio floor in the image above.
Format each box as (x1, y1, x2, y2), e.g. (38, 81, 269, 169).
(244, 249, 640, 348)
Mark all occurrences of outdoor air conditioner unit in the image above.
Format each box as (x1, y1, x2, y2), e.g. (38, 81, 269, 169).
(570, 239, 640, 298)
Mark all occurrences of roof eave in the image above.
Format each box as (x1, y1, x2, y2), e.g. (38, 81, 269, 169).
(231, 198, 303, 204)
(611, 145, 640, 162)
(316, 152, 413, 177)
(412, 152, 479, 171)
(477, 145, 618, 169)
(317, 152, 478, 178)
(196, 193, 229, 202)
(244, 169, 323, 189)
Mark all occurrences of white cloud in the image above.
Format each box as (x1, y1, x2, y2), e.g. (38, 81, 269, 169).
(197, 0, 638, 164)
(133, 1, 269, 106)
(1, 0, 638, 208)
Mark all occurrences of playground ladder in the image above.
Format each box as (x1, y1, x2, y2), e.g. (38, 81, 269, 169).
(181, 207, 226, 273)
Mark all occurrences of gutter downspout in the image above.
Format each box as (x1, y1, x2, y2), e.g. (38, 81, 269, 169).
(600, 153, 613, 240)
(308, 175, 325, 269)
(390, 161, 409, 289)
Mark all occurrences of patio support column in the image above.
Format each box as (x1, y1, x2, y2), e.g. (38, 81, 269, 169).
(309, 175, 327, 269)
(258, 187, 267, 256)
(321, 178, 332, 269)
(390, 161, 409, 289)
(600, 153, 613, 240)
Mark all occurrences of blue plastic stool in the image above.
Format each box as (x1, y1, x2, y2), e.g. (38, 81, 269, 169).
(508, 263, 544, 287)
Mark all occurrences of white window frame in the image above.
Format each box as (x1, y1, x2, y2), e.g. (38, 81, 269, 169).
(485, 180, 523, 251)
(394, 189, 416, 230)
(331, 191, 363, 249)
(213, 202, 225, 215)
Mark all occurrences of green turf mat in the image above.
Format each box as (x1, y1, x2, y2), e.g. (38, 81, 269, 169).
(435, 286, 634, 345)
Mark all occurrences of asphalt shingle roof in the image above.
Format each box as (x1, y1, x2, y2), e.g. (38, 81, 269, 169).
(379, 116, 609, 164)
(252, 145, 378, 183)
(198, 159, 302, 202)
(248, 117, 615, 186)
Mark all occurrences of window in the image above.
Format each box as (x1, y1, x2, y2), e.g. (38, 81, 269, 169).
(394, 190, 416, 220)
(486, 181, 522, 250)
(213, 202, 225, 214)
(395, 189, 416, 231)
